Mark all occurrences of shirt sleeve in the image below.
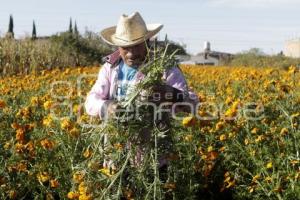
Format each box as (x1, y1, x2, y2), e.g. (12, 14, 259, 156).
(165, 66, 199, 105)
(84, 63, 113, 119)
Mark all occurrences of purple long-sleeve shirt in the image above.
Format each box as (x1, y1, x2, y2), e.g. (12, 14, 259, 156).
(84, 59, 198, 119)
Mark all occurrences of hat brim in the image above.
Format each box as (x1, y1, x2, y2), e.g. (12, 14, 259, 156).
(100, 24, 163, 47)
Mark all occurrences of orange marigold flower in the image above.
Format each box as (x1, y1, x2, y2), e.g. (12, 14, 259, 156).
(69, 127, 80, 137)
(16, 128, 26, 143)
(40, 139, 55, 150)
(163, 182, 176, 190)
(50, 179, 59, 188)
(0, 99, 6, 109)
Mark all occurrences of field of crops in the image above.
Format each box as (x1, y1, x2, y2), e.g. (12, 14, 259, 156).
(0, 65, 299, 199)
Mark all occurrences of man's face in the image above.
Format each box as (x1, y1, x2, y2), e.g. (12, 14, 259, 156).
(119, 42, 147, 67)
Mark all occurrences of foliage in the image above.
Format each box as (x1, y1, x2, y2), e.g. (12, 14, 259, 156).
(0, 64, 299, 199)
(225, 48, 300, 69)
(0, 31, 112, 76)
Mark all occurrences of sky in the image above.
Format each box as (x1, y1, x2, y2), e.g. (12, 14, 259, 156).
(0, 0, 300, 55)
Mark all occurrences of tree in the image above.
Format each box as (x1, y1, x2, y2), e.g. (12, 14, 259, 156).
(242, 48, 265, 56)
(69, 18, 73, 34)
(7, 14, 14, 38)
(164, 34, 168, 44)
(74, 21, 79, 36)
(32, 20, 37, 40)
(166, 40, 188, 55)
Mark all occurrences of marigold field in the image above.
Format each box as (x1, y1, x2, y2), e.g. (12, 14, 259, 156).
(0, 65, 299, 199)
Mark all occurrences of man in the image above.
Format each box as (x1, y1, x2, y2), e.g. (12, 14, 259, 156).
(84, 12, 198, 171)
(84, 12, 198, 119)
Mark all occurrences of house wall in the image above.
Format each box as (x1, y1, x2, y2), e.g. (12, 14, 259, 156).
(284, 39, 300, 58)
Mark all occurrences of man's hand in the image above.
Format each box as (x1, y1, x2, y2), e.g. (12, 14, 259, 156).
(148, 84, 185, 104)
(107, 101, 118, 118)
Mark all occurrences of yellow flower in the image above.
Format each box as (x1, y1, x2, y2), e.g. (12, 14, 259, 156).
(61, 118, 73, 130)
(37, 172, 50, 183)
(8, 190, 17, 199)
(73, 171, 84, 183)
(30, 97, 39, 106)
(207, 146, 213, 153)
(288, 65, 298, 74)
(244, 139, 249, 145)
(43, 100, 53, 110)
(43, 115, 53, 127)
(16, 162, 27, 172)
(79, 193, 92, 200)
(264, 176, 272, 182)
(4, 142, 11, 150)
(14, 142, 25, 154)
(250, 150, 256, 156)
(225, 180, 235, 188)
(69, 127, 80, 137)
(67, 191, 79, 199)
(252, 174, 261, 183)
(182, 116, 196, 127)
(99, 167, 114, 177)
(280, 128, 288, 136)
(215, 121, 225, 130)
(184, 134, 193, 142)
(248, 186, 255, 193)
(266, 162, 273, 169)
(83, 149, 92, 158)
(73, 104, 81, 114)
(224, 107, 237, 118)
(78, 182, 89, 195)
(113, 143, 123, 151)
(219, 134, 226, 141)
(255, 135, 264, 143)
(251, 127, 259, 134)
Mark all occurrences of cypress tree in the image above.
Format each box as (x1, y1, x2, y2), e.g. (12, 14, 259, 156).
(69, 18, 73, 34)
(7, 14, 14, 38)
(74, 21, 79, 36)
(32, 20, 37, 40)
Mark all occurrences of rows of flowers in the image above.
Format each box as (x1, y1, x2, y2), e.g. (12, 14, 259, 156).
(0, 65, 299, 199)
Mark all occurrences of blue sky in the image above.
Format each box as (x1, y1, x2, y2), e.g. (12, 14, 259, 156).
(0, 0, 300, 55)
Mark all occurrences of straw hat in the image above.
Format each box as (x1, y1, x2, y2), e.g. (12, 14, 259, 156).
(100, 12, 163, 47)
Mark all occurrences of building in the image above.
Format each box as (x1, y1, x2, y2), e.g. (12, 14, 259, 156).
(284, 39, 300, 58)
(177, 41, 233, 66)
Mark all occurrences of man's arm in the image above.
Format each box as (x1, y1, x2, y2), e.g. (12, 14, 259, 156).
(165, 66, 199, 103)
(161, 66, 199, 114)
(84, 63, 114, 119)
